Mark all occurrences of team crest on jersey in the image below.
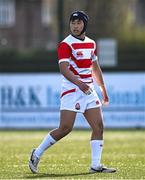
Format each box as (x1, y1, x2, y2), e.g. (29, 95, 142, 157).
(76, 51, 83, 57)
(75, 103, 80, 110)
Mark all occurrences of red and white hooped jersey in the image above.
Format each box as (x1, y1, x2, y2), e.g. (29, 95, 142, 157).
(58, 34, 98, 95)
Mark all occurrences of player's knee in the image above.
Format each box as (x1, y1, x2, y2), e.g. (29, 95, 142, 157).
(99, 121, 104, 130)
(59, 125, 73, 136)
(92, 121, 104, 135)
(98, 122, 104, 134)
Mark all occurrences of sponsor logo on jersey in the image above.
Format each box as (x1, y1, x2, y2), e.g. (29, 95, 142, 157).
(76, 51, 83, 57)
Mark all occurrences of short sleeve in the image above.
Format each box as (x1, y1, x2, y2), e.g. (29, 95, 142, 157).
(57, 42, 72, 62)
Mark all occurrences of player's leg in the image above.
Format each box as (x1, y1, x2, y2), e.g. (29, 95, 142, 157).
(50, 110, 77, 140)
(84, 107, 116, 173)
(84, 107, 104, 168)
(84, 107, 103, 140)
(35, 110, 76, 157)
(29, 110, 76, 173)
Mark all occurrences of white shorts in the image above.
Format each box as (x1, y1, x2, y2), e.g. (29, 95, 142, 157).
(60, 85, 102, 113)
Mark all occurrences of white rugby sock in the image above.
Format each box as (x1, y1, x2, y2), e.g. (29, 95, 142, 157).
(90, 140, 104, 169)
(34, 134, 56, 158)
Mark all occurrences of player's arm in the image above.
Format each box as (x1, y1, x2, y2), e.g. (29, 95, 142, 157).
(92, 60, 109, 105)
(57, 42, 90, 94)
(59, 61, 90, 94)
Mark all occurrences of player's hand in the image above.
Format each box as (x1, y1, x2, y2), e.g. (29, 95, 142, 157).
(100, 85, 109, 106)
(102, 96, 109, 106)
(78, 81, 92, 95)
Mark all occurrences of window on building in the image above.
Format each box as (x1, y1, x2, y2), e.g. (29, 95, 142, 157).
(0, 0, 15, 27)
(41, 0, 53, 26)
(41, 0, 58, 50)
(134, 0, 145, 26)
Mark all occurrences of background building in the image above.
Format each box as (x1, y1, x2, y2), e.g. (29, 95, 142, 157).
(0, 0, 145, 72)
(0, 0, 58, 50)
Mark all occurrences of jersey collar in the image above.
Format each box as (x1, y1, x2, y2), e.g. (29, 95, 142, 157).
(71, 34, 85, 41)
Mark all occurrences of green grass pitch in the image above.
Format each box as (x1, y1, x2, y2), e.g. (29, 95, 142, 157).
(0, 129, 145, 179)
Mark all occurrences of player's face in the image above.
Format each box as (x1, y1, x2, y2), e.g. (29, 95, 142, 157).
(70, 19, 84, 36)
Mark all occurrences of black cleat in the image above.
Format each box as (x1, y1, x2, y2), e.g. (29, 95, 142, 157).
(89, 165, 116, 173)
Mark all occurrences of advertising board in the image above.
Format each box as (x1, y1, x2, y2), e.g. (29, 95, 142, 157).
(0, 73, 144, 129)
